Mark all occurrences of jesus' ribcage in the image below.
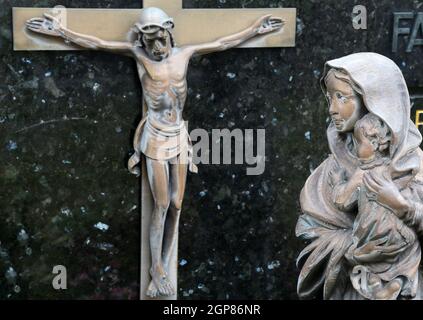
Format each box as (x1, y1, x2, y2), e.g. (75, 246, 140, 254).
(142, 76, 187, 124)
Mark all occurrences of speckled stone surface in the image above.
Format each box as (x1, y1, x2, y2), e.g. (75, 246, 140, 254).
(0, 0, 422, 299)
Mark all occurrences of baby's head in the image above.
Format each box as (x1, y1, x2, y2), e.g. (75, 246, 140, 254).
(354, 113, 391, 164)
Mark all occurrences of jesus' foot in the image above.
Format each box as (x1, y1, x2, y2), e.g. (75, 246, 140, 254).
(146, 280, 159, 298)
(150, 265, 175, 297)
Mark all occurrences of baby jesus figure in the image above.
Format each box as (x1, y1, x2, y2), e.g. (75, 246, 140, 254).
(330, 113, 420, 300)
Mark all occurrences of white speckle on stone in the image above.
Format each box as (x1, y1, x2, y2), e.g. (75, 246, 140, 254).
(94, 222, 109, 231)
(17, 229, 28, 242)
(25, 247, 32, 256)
(126, 205, 137, 213)
(313, 69, 321, 78)
(6, 140, 17, 151)
(267, 260, 281, 270)
(5, 267, 17, 281)
(226, 72, 236, 79)
(60, 207, 72, 216)
(305, 131, 311, 141)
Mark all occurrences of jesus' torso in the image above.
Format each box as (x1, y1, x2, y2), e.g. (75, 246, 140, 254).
(134, 47, 190, 127)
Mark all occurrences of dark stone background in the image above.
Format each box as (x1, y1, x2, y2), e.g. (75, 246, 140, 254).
(0, 0, 421, 299)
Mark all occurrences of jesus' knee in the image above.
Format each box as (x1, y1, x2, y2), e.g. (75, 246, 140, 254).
(153, 200, 170, 217)
(169, 197, 183, 213)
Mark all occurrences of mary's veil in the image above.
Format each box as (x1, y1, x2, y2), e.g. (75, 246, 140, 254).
(322, 52, 422, 184)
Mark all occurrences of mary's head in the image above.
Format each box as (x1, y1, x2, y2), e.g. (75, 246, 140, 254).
(322, 52, 422, 177)
(324, 68, 367, 133)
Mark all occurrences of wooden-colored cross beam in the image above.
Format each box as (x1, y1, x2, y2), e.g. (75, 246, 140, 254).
(13, 0, 296, 50)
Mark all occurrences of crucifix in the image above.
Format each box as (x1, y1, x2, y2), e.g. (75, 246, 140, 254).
(13, 0, 296, 300)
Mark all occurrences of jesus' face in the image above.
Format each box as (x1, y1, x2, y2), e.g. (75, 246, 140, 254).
(142, 28, 172, 61)
(353, 125, 377, 162)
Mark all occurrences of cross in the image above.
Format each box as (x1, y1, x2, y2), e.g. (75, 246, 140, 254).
(13, 0, 296, 300)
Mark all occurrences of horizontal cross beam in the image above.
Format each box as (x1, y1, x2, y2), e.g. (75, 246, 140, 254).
(13, 2, 296, 51)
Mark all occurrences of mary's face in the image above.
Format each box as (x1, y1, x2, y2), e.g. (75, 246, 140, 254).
(325, 72, 365, 133)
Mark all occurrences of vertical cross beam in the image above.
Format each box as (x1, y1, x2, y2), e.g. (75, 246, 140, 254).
(139, 0, 295, 301)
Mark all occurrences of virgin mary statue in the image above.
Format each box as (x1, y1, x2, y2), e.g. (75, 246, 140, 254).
(296, 52, 423, 300)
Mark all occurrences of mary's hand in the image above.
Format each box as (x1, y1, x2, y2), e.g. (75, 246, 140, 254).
(353, 237, 406, 263)
(363, 170, 410, 219)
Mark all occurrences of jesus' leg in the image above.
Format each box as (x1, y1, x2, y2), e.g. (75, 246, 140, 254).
(162, 155, 188, 271)
(145, 157, 174, 297)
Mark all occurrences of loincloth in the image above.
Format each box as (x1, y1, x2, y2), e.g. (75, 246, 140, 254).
(128, 115, 198, 176)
